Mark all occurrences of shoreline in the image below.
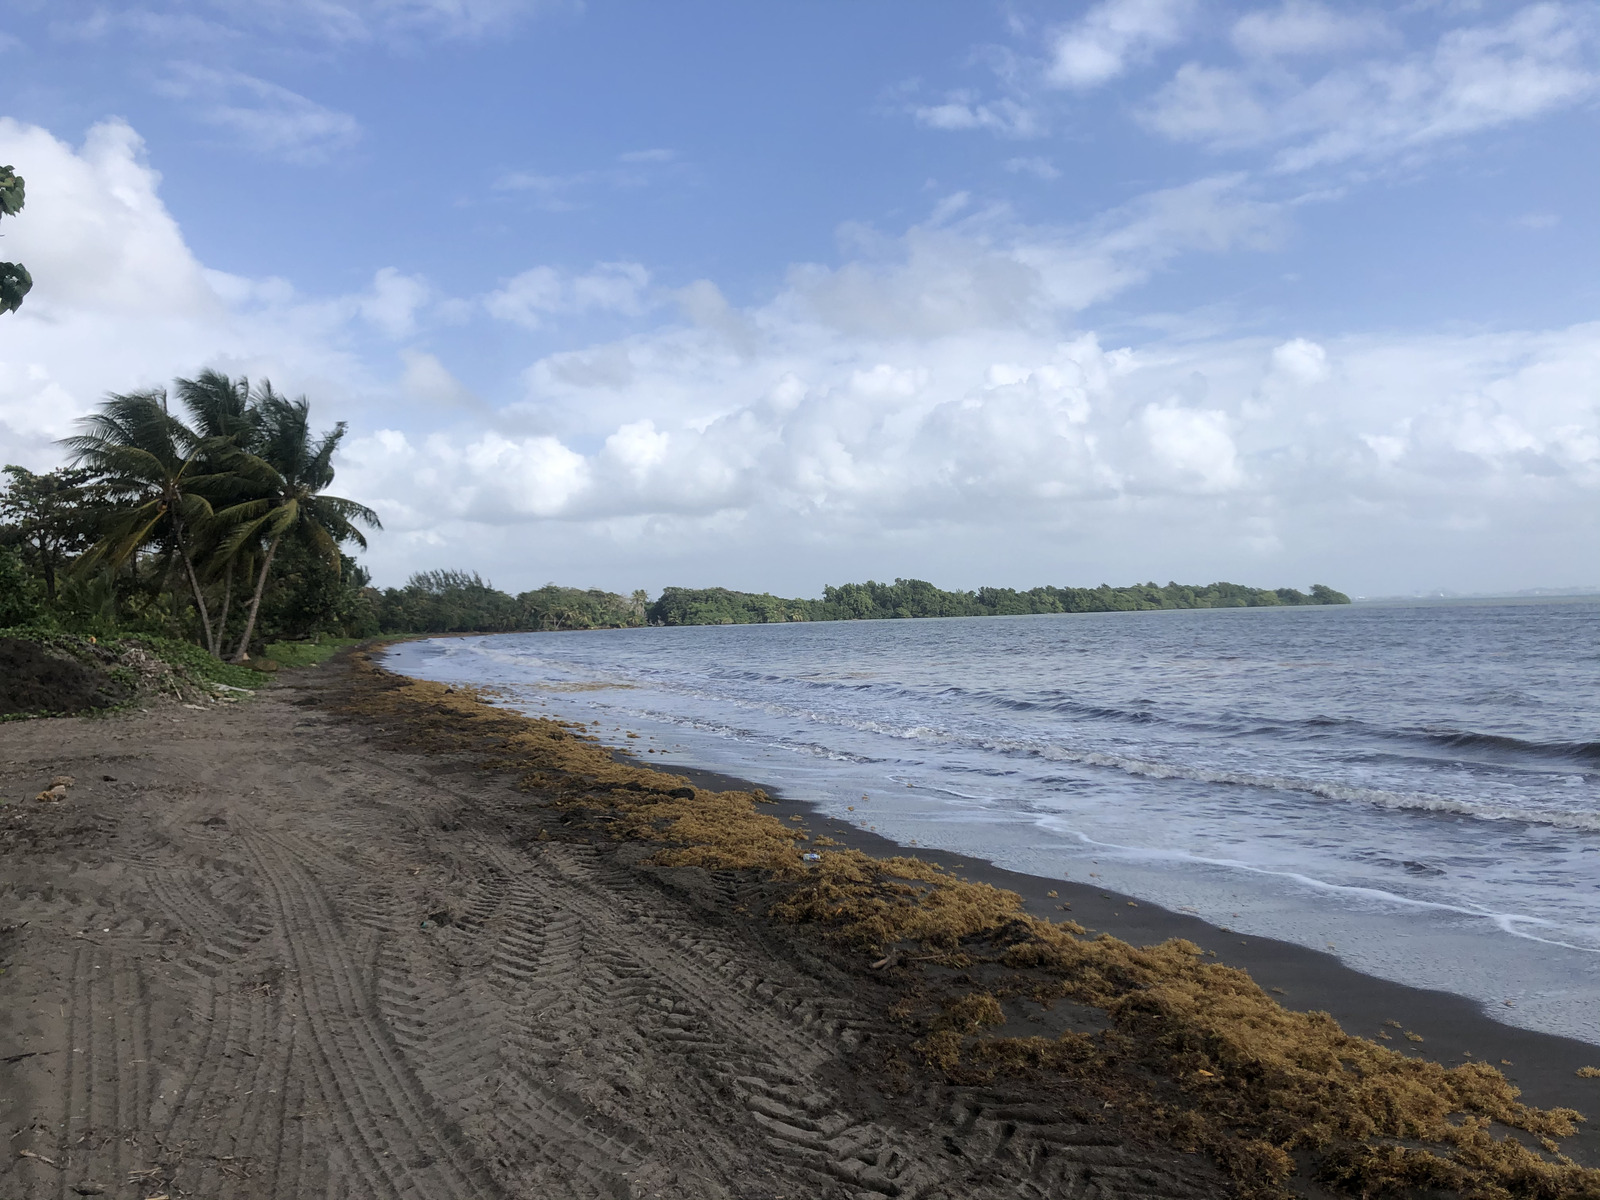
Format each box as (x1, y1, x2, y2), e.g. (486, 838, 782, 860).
(8, 650, 1597, 1199)
(626, 751, 1600, 1164)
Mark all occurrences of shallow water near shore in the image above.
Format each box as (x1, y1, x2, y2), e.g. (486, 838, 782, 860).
(384, 598, 1600, 1045)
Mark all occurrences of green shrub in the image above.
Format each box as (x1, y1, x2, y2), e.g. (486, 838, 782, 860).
(0, 547, 43, 626)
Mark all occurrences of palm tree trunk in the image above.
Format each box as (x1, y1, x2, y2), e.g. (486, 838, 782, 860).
(232, 535, 281, 662)
(177, 540, 214, 654)
(214, 561, 234, 658)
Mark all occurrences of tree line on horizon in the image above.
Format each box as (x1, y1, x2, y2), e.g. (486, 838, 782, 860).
(646, 578, 1351, 626)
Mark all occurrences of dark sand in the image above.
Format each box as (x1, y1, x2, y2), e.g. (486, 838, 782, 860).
(0, 658, 1242, 1200)
(642, 757, 1600, 1166)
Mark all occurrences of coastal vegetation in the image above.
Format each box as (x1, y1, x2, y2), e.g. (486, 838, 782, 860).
(2, 372, 378, 660)
(648, 577, 1351, 625)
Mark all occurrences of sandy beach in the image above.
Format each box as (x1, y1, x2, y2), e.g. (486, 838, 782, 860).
(2, 650, 1596, 1199)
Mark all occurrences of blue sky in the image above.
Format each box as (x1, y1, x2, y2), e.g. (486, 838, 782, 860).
(1, 0, 1597, 595)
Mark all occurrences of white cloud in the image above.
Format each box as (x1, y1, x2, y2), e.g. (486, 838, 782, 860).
(484, 262, 651, 329)
(494, 150, 679, 210)
(0, 118, 427, 470)
(911, 92, 1042, 137)
(782, 176, 1282, 340)
(0, 117, 218, 318)
(1141, 404, 1242, 491)
(1004, 156, 1062, 179)
(154, 64, 361, 162)
(1270, 337, 1330, 384)
(399, 350, 479, 410)
(1144, 2, 1600, 170)
(360, 268, 430, 338)
(51, 0, 564, 47)
(3, 115, 1596, 595)
(1232, 2, 1392, 59)
(1046, 0, 1194, 89)
(333, 314, 1600, 592)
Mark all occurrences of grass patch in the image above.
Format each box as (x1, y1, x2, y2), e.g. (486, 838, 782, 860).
(344, 655, 1599, 1200)
(264, 637, 364, 669)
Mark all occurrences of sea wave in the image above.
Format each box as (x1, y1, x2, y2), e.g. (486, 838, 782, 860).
(1008, 741, 1600, 832)
(1030, 820, 1600, 954)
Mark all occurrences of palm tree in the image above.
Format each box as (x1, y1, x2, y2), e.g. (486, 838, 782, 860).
(61, 389, 228, 652)
(175, 370, 261, 652)
(222, 382, 380, 661)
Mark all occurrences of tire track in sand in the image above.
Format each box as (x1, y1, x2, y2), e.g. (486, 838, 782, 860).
(236, 824, 498, 1200)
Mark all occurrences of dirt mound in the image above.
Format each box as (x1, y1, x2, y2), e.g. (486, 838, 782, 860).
(0, 636, 133, 717)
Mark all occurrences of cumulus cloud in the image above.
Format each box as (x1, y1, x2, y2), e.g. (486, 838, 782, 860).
(484, 262, 651, 329)
(1046, 0, 1194, 89)
(3, 115, 1596, 595)
(335, 313, 1600, 589)
(153, 64, 361, 162)
(0, 117, 454, 469)
(359, 268, 430, 338)
(0, 118, 218, 318)
(1144, 2, 1600, 170)
(1270, 337, 1330, 384)
(1141, 404, 1242, 492)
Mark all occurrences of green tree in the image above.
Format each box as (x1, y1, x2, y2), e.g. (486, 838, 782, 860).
(175, 370, 262, 651)
(0, 165, 31, 315)
(0, 546, 42, 626)
(221, 384, 380, 661)
(61, 390, 229, 651)
(0, 465, 105, 601)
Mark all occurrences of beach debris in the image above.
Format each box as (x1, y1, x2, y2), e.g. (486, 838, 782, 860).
(70, 1184, 106, 1196)
(1126, 901, 1138, 907)
(34, 775, 74, 802)
(1383, 1019, 1403, 1028)
(17, 1149, 61, 1168)
(1502, 1059, 1513, 1065)
(801, 852, 822, 862)
(1578, 1066, 1600, 1078)
(1046, 890, 1058, 898)
(1405, 1032, 1424, 1042)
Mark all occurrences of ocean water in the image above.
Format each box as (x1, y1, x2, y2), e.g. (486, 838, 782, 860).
(383, 599, 1600, 1045)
